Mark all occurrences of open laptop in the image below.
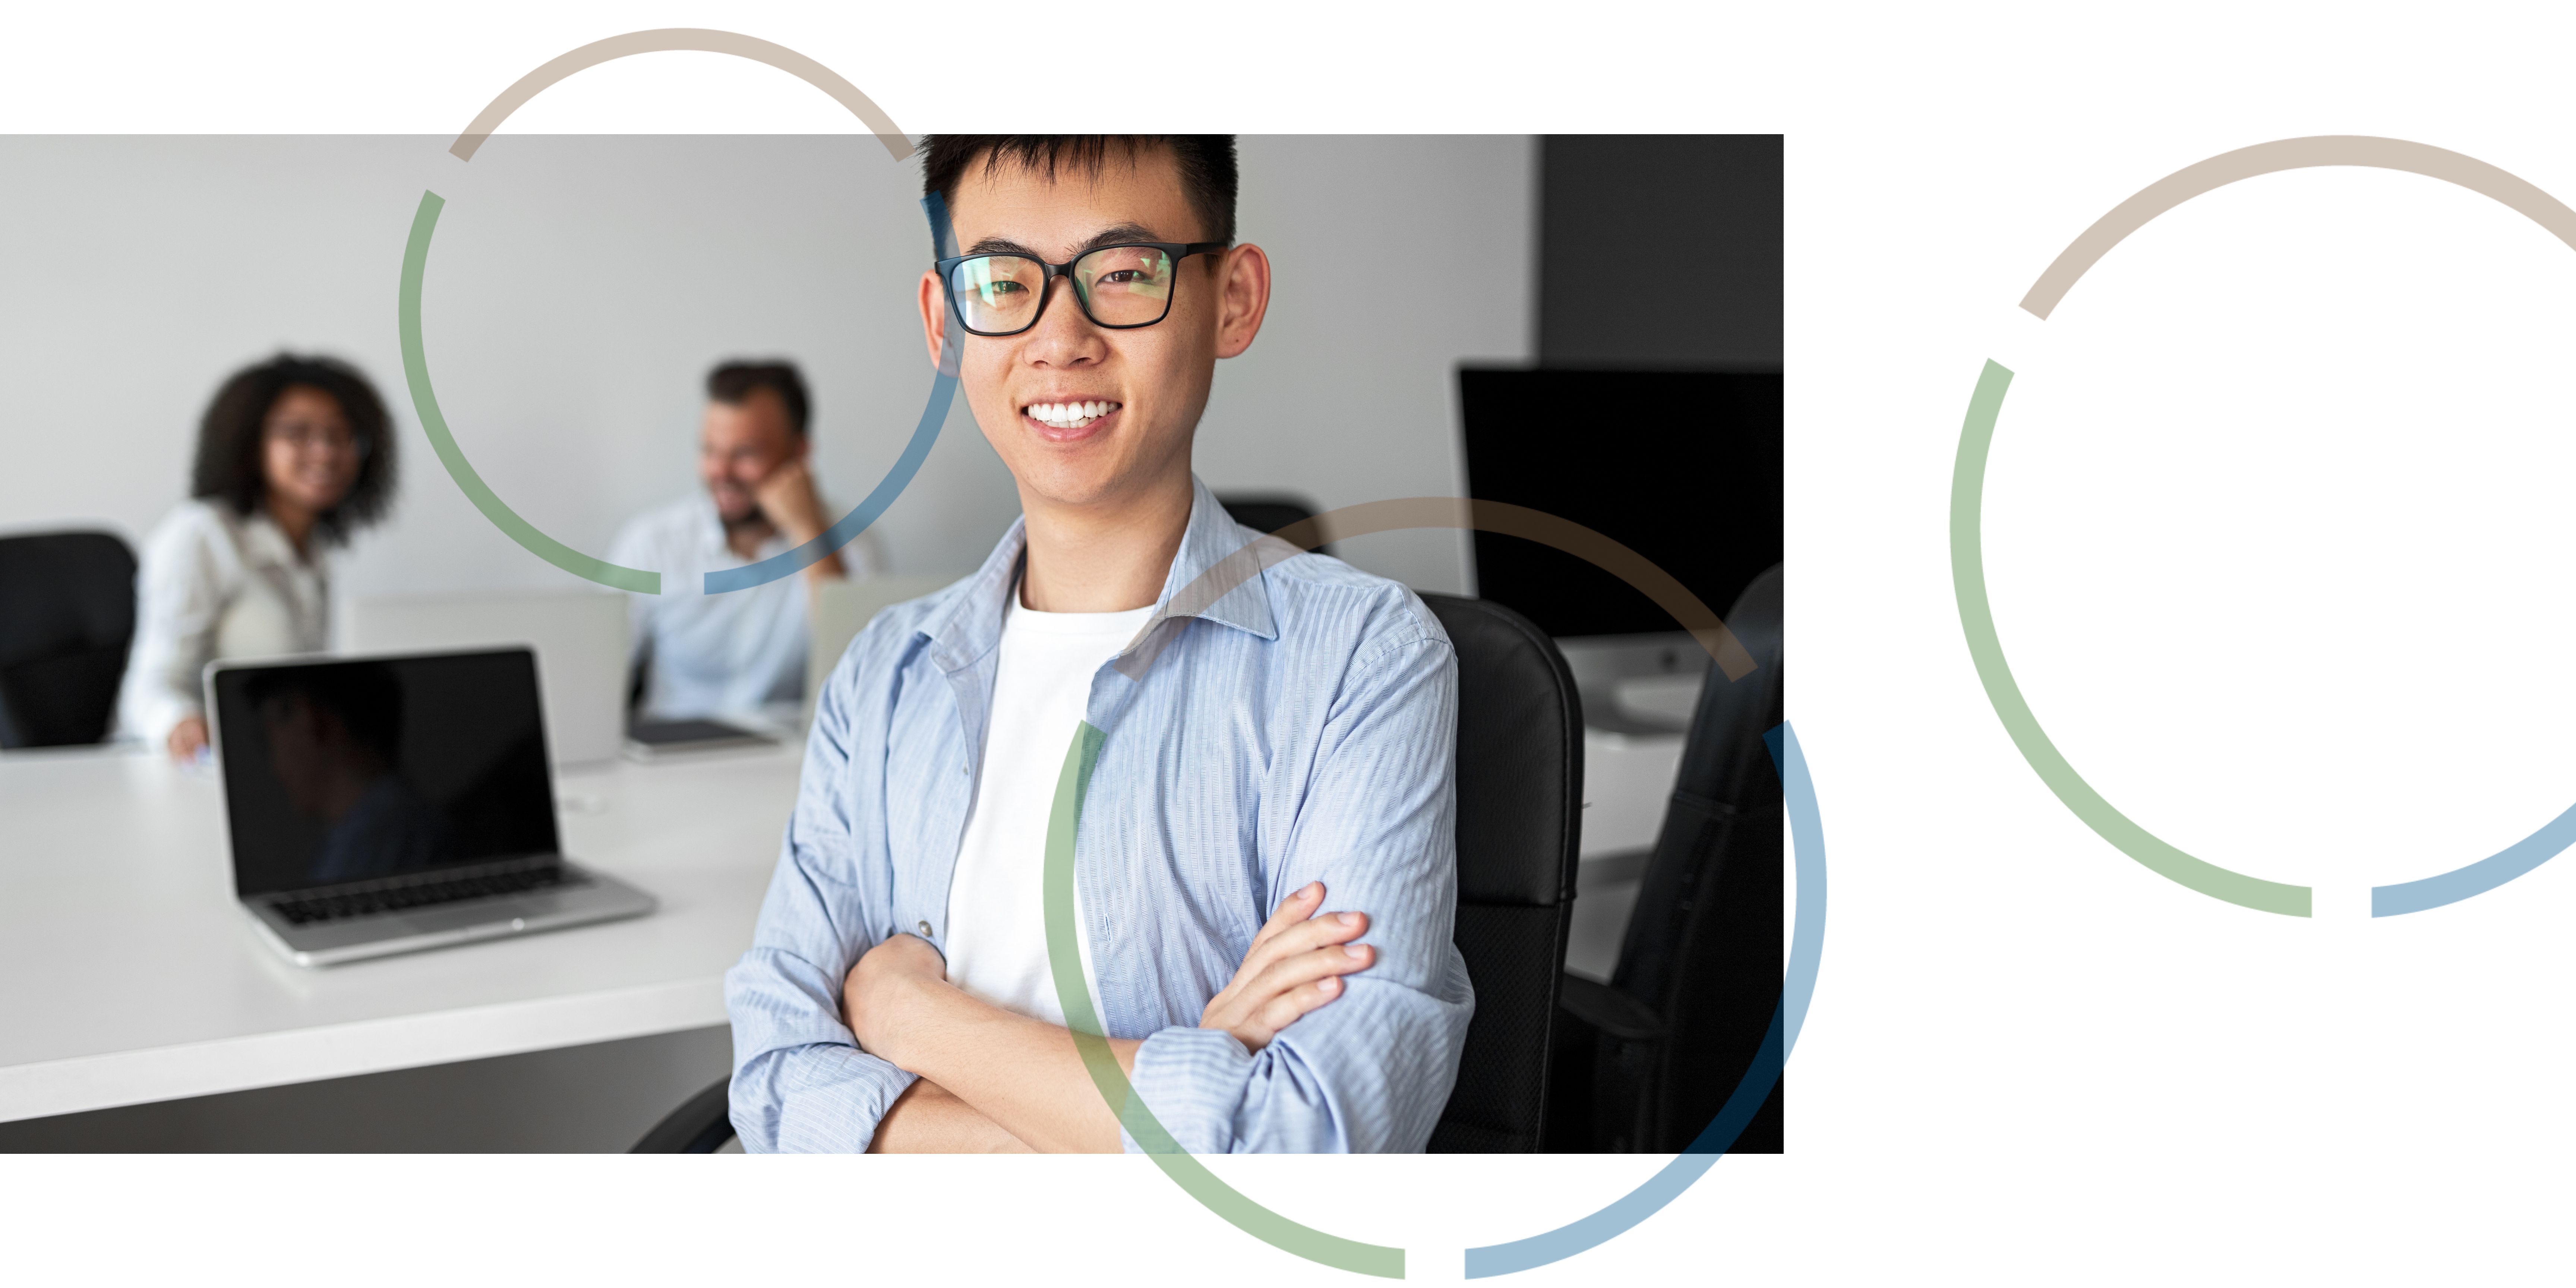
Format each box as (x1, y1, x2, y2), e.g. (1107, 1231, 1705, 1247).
(347, 590, 628, 765)
(207, 647, 656, 967)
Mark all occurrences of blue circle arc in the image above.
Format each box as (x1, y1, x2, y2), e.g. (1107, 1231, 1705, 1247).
(1464, 719, 1827, 1278)
(706, 192, 961, 594)
(2372, 799, 2576, 916)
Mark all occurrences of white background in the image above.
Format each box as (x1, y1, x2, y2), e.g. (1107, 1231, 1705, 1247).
(7, 1, 2576, 1285)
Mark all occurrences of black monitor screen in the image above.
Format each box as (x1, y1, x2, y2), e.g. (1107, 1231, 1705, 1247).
(211, 650, 559, 896)
(1459, 368, 1782, 638)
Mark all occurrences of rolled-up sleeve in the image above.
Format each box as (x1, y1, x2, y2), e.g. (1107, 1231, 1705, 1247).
(1126, 629, 1473, 1153)
(723, 647, 915, 1152)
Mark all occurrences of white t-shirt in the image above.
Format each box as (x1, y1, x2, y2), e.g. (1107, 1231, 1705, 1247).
(942, 588, 1154, 1027)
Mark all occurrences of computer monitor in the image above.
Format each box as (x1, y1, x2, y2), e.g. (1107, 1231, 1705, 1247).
(1458, 367, 1782, 728)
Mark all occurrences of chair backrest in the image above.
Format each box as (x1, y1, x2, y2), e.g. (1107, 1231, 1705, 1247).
(1215, 493, 1337, 559)
(1609, 563, 1784, 1151)
(1418, 592, 1582, 1152)
(0, 531, 138, 749)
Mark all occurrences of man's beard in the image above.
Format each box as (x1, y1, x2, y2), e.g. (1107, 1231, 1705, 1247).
(712, 487, 764, 531)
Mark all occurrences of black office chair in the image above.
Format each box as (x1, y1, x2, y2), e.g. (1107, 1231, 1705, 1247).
(1216, 493, 1337, 559)
(1547, 563, 1784, 1153)
(634, 593, 1582, 1153)
(0, 531, 138, 749)
(1418, 592, 1582, 1152)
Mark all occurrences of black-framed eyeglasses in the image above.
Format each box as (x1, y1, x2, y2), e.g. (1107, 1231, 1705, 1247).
(936, 241, 1230, 337)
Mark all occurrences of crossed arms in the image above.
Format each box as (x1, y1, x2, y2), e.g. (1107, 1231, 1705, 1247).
(724, 611, 1472, 1154)
(846, 884, 1377, 1153)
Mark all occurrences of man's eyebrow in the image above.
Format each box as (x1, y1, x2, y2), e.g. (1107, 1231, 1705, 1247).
(1072, 223, 1168, 254)
(962, 224, 1172, 261)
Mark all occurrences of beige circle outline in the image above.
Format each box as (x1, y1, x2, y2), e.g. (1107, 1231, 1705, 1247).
(2020, 135, 2576, 318)
(447, 27, 910, 161)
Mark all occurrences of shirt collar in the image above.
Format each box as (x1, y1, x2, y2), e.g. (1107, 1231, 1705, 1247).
(921, 474, 1279, 674)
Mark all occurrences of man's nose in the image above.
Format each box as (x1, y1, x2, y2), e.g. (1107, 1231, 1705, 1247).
(1020, 277, 1106, 367)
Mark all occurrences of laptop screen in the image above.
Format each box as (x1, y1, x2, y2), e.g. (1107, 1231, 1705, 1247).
(211, 649, 561, 897)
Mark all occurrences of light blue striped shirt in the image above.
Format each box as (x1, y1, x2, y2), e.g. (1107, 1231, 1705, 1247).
(724, 476, 1473, 1153)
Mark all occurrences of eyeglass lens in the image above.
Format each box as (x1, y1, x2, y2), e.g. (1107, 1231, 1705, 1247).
(950, 245, 1181, 334)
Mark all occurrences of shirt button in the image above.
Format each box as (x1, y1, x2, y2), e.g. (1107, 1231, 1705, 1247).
(916, 921, 934, 938)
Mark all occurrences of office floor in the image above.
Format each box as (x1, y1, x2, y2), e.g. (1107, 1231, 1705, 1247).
(0, 1025, 732, 1152)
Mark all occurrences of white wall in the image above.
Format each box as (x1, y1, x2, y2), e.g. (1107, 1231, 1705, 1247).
(0, 135, 1531, 599)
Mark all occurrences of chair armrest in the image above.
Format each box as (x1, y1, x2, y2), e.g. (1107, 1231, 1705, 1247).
(1558, 974, 1665, 1044)
(631, 1077, 736, 1153)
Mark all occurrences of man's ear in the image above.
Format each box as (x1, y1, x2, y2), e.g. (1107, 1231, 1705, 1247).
(917, 268, 951, 372)
(1213, 243, 1272, 360)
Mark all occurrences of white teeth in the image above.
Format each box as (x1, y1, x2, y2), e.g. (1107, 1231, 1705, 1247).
(1025, 400, 1119, 427)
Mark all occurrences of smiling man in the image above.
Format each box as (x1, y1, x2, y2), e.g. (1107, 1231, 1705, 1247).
(723, 136, 1474, 1153)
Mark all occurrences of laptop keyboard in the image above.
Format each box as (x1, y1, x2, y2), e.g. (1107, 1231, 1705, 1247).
(271, 865, 584, 926)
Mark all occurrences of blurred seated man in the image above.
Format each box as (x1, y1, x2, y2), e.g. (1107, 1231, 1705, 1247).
(609, 360, 884, 723)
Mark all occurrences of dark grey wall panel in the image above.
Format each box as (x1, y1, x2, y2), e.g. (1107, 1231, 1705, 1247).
(1539, 135, 1783, 369)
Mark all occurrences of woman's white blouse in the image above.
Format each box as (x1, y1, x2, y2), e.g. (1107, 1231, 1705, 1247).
(117, 498, 332, 744)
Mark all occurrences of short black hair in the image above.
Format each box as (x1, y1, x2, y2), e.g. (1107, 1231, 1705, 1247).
(918, 136, 1238, 246)
(707, 360, 811, 438)
(244, 662, 405, 762)
(189, 354, 397, 545)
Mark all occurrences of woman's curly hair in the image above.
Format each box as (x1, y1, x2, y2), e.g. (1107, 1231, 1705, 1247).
(188, 353, 397, 545)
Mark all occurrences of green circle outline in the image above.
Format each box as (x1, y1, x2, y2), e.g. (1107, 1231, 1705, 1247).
(1951, 359, 2312, 916)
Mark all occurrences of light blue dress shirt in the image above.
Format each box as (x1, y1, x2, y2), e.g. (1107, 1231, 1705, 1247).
(724, 476, 1473, 1153)
(608, 493, 886, 720)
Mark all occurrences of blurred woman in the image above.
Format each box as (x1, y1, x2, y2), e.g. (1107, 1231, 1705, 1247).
(119, 354, 398, 763)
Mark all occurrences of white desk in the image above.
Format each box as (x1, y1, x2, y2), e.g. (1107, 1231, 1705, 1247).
(0, 713, 1680, 1123)
(0, 742, 802, 1123)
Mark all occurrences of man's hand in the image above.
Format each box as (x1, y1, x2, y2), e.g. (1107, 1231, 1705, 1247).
(842, 932, 948, 1065)
(752, 458, 846, 582)
(752, 458, 827, 542)
(167, 714, 209, 764)
(1200, 882, 1375, 1054)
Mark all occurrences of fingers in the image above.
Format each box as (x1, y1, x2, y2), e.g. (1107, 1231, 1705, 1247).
(1246, 973, 1350, 1048)
(1243, 910, 1369, 979)
(1223, 910, 1370, 1023)
(1253, 939, 1374, 1001)
(1211, 936, 1373, 1032)
(1248, 881, 1326, 954)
